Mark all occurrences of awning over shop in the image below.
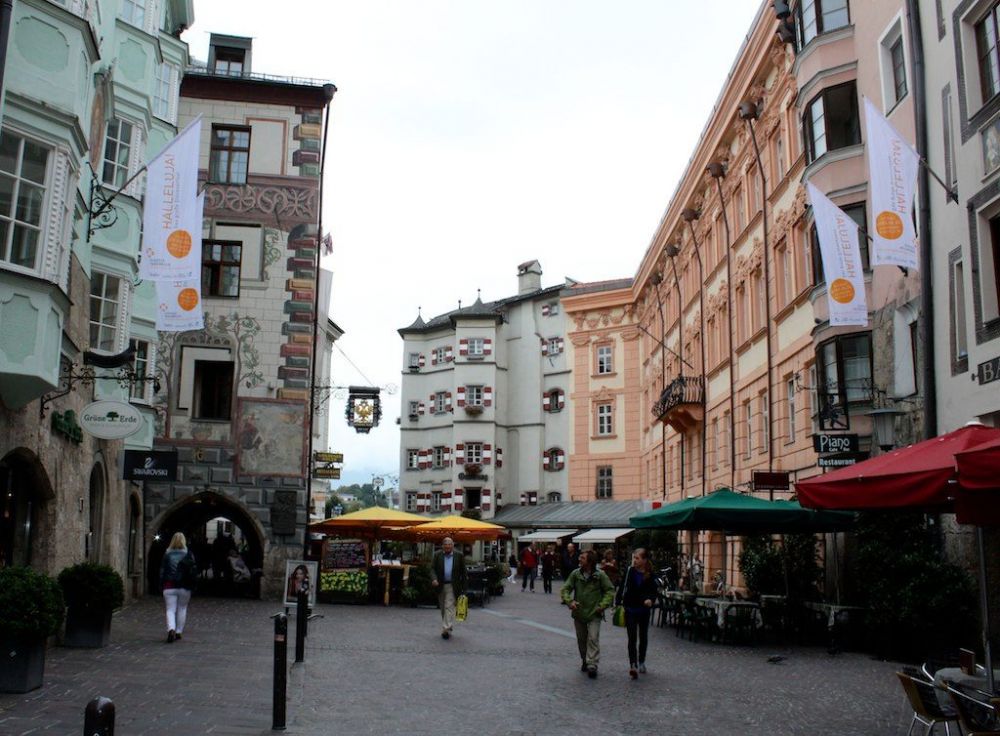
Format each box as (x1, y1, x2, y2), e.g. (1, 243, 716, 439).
(572, 528, 634, 544)
(517, 529, 578, 542)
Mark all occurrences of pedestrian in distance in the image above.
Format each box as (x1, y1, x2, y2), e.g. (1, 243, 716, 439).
(430, 537, 467, 639)
(616, 548, 658, 679)
(540, 544, 557, 594)
(507, 551, 518, 583)
(561, 549, 615, 678)
(520, 542, 538, 592)
(560, 542, 580, 580)
(599, 548, 620, 587)
(160, 532, 197, 643)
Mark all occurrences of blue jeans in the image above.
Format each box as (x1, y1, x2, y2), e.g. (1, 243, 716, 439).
(522, 567, 536, 590)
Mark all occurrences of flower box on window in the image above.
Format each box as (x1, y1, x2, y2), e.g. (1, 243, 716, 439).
(464, 404, 483, 416)
(464, 463, 482, 476)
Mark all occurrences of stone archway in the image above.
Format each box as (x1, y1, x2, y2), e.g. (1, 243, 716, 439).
(0, 448, 54, 569)
(147, 491, 267, 597)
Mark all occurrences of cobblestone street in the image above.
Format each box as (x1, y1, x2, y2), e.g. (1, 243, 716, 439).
(1, 583, 909, 735)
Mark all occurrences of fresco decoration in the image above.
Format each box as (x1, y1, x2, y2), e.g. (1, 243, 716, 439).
(203, 313, 264, 389)
(236, 399, 307, 477)
(262, 228, 282, 280)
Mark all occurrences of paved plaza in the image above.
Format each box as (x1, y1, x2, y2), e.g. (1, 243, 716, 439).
(1, 583, 910, 735)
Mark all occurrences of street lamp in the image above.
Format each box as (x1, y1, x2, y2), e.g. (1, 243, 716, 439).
(681, 207, 708, 497)
(867, 407, 903, 452)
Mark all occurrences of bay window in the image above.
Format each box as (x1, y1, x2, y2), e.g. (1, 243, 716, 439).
(0, 131, 49, 272)
(795, 0, 850, 49)
(804, 82, 860, 163)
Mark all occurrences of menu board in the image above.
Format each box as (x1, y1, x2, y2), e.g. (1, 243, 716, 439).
(322, 539, 368, 571)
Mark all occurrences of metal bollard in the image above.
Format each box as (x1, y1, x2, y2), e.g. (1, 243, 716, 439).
(84, 696, 115, 736)
(272, 613, 287, 731)
(294, 586, 309, 663)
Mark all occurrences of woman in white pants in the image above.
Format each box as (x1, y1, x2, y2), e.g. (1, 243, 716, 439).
(160, 532, 196, 643)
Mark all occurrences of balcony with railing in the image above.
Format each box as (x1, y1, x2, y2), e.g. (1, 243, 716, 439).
(651, 375, 704, 433)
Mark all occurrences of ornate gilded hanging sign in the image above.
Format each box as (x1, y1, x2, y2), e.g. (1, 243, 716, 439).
(345, 386, 381, 434)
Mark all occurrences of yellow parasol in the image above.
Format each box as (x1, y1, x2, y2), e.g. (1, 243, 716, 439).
(308, 507, 429, 538)
(408, 515, 508, 542)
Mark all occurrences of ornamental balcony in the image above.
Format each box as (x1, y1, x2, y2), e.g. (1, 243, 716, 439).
(652, 375, 704, 433)
(464, 403, 484, 416)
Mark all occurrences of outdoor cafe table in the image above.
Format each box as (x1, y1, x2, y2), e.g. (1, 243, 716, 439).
(933, 667, 1000, 708)
(801, 601, 866, 629)
(695, 597, 762, 629)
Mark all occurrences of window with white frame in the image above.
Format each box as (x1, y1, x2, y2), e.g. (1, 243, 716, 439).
(546, 337, 562, 355)
(433, 391, 447, 413)
(89, 272, 122, 352)
(744, 399, 753, 458)
(406, 449, 419, 470)
(952, 259, 969, 360)
(433, 446, 446, 468)
(467, 337, 484, 356)
(597, 344, 613, 374)
(760, 393, 769, 453)
(129, 339, 153, 402)
(408, 352, 420, 369)
(976, 5, 1000, 104)
(153, 62, 175, 121)
(0, 131, 50, 272)
(120, 0, 145, 26)
(711, 417, 719, 470)
(465, 442, 483, 464)
(431, 490, 442, 512)
(786, 377, 797, 442)
(794, 0, 849, 49)
(102, 119, 133, 188)
(466, 385, 484, 406)
(545, 301, 559, 315)
(433, 346, 446, 364)
(596, 466, 613, 499)
(803, 82, 860, 163)
(408, 400, 420, 417)
(405, 492, 417, 511)
(597, 403, 613, 436)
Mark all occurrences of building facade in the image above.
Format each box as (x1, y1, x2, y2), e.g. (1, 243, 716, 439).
(0, 0, 192, 599)
(143, 34, 335, 597)
(397, 261, 572, 520)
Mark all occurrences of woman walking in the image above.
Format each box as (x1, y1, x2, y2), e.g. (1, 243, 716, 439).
(616, 548, 658, 679)
(160, 532, 197, 643)
(561, 549, 615, 679)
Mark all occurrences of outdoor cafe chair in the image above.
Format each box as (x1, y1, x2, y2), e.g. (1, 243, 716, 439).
(945, 682, 1000, 735)
(722, 604, 758, 646)
(759, 598, 787, 644)
(691, 604, 718, 643)
(895, 671, 960, 736)
(465, 570, 490, 607)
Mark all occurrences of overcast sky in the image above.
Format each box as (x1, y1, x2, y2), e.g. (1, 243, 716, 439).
(184, 1, 763, 489)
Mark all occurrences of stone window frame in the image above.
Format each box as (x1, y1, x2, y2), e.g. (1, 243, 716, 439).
(966, 178, 1000, 344)
(594, 341, 615, 376)
(949, 247, 971, 375)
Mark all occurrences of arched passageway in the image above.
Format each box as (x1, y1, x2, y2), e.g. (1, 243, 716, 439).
(0, 449, 52, 569)
(148, 491, 265, 598)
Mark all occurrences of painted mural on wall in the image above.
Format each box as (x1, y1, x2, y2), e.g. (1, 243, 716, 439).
(236, 399, 306, 477)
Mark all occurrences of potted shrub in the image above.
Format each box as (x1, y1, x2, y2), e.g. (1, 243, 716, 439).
(58, 563, 124, 648)
(0, 566, 64, 693)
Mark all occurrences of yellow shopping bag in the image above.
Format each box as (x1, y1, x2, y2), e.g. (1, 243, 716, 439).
(455, 594, 468, 622)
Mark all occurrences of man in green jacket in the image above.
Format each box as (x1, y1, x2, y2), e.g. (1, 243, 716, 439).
(561, 549, 615, 678)
(430, 537, 467, 639)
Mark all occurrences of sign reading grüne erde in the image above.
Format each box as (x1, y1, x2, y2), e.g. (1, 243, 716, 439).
(80, 400, 145, 440)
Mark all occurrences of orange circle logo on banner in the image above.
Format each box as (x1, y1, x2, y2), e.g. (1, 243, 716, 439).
(166, 230, 193, 259)
(875, 211, 904, 240)
(829, 278, 856, 304)
(177, 288, 199, 311)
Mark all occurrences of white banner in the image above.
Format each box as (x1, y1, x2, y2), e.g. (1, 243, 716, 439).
(140, 117, 203, 281)
(155, 278, 204, 332)
(808, 183, 868, 327)
(864, 97, 920, 269)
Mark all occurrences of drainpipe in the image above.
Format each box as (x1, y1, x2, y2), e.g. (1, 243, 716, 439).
(305, 83, 337, 557)
(709, 163, 737, 491)
(904, 0, 936, 440)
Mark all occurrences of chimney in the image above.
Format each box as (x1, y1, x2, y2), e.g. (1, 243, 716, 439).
(517, 260, 542, 295)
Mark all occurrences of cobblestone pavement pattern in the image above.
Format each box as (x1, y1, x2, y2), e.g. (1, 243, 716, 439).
(0, 583, 911, 735)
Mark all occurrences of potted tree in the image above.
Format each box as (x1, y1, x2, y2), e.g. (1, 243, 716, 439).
(58, 563, 124, 648)
(0, 566, 64, 693)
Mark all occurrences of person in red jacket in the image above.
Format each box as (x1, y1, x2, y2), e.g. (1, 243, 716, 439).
(520, 542, 538, 592)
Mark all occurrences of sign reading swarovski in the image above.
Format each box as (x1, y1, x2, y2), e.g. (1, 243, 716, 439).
(123, 450, 178, 481)
(80, 400, 145, 439)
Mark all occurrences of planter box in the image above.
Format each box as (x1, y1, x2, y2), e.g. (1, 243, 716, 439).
(63, 608, 112, 648)
(0, 637, 45, 693)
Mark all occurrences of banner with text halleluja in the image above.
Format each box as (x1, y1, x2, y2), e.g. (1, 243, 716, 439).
(864, 97, 920, 270)
(807, 183, 868, 327)
(154, 193, 205, 331)
(140, 116, 203, 281)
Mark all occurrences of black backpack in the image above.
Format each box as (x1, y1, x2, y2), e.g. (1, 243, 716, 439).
(178, 553, 198, 590)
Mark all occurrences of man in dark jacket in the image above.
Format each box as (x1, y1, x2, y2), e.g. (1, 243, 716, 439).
(561, 542, 580, 579)
(430, 537, 467, 639)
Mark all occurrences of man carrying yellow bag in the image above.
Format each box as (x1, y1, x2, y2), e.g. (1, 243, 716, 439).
(431, 537, 467, 639)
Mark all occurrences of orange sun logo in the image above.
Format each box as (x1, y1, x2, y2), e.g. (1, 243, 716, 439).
(177, 288, 199, 311)
(875, 211, 903, 240)
(829, 278, 856, 305)
(166, 230, 193, 259)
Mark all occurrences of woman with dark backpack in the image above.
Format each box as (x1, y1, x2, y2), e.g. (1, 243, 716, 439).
(615, 548, 658, 679)
(160, 532, 197, 643)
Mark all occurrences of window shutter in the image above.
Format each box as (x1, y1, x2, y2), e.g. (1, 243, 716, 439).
(455, 443, 465, 465)
(42, 149, 72, 288)
(445, 346, 453, 361)
(558, 338, 565, 354)
(442, 490, 453, 511)
(557, 451, 565, 470)
(542, 304, 550, 316)
(542, 393, 550, 411)
(482, 444, 492, 465)
(541, 450, 548, 469)
(481, 488, 491, 512)
(456, 386, 465, 407)
(528, 491, 538, 505)
(520, 493, 527, 506)
(431, 352, 438, 366)
(418, 354, 425, 367)
(496, 447, 503, 468)
(558, 391, 565, 410)
(126, 125, 146, 198)
(445, 392, 453, 412)
(453, 494, 464, 512)
(541, 341, 549, 356)
(444, 447, 451, 466)
(418, 402, 425, 415)
(483, 386, 492, 407)
(115, 281, 133, 352)
(459, 338, 469, 356)
(483, 338, 492, 355)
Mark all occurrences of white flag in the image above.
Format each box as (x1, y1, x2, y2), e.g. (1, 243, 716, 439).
(864, 97, 920, 270)
(140, 117, 202, 281)
(155, 278, 204, 332)
(807, 183, 868, 327)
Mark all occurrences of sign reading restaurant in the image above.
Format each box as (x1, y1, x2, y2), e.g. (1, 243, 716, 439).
(80, 400, 145, 439)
